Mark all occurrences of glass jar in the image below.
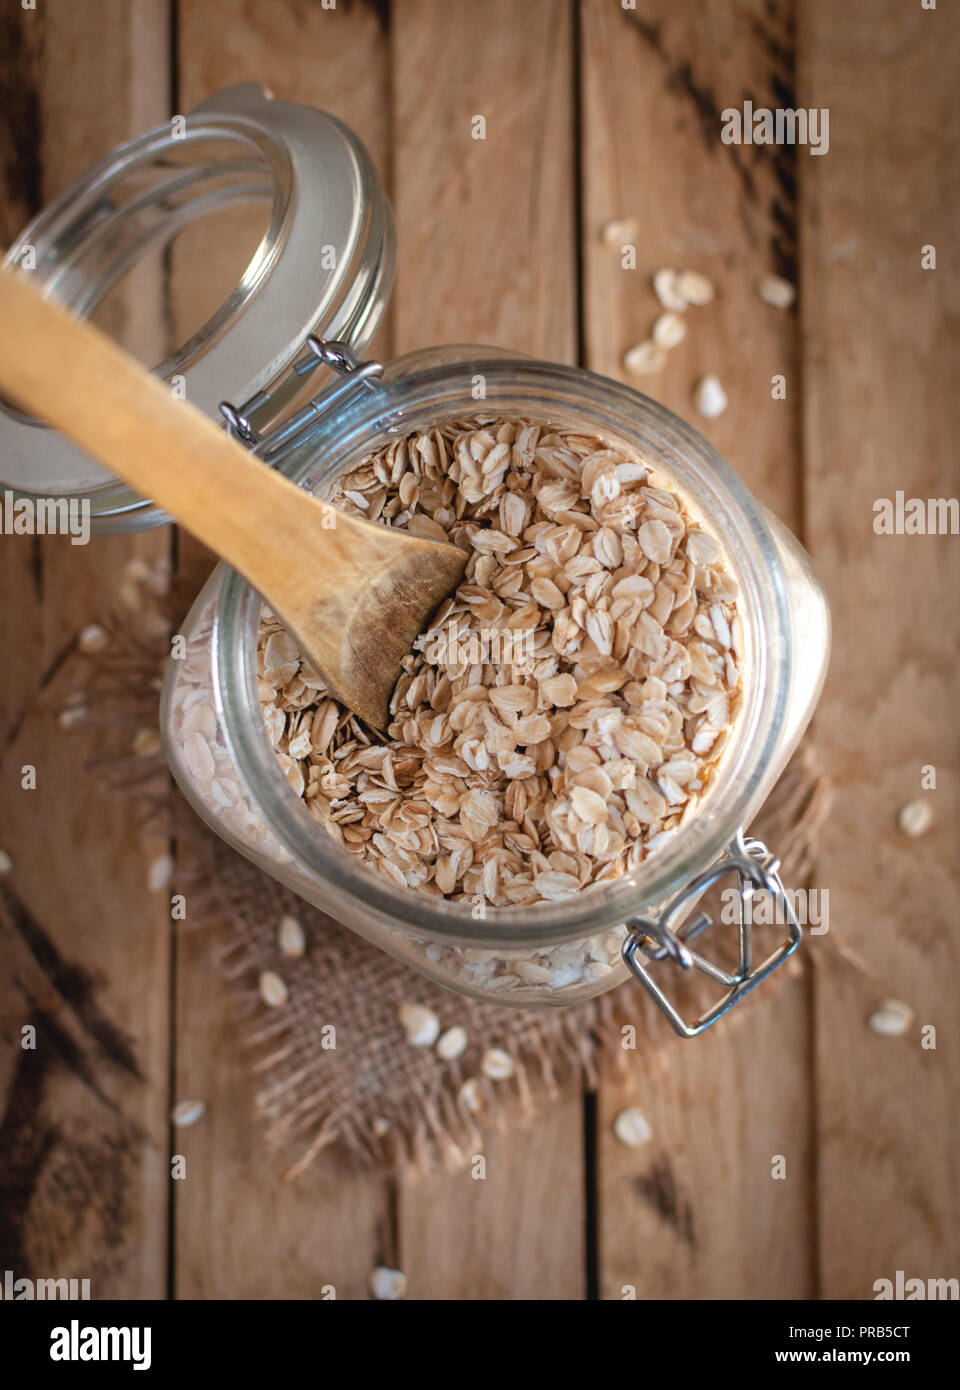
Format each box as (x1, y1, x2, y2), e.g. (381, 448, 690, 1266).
(2, 87, 830, 1034)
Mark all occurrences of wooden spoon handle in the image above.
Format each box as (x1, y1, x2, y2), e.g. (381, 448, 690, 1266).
(0, 267, 360, 587)
(0, 269, 468, 728)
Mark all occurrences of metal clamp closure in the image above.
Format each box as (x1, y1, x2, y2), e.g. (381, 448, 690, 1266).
(622, 829, 801, 1038)
(219, 336, 384, 463)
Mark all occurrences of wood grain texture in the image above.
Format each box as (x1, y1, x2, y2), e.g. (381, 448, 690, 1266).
(0, 0, 956, 1304)
(800, 0, 960, 1298)
(581, 0, 815, 1299)
(172, 0, 394, 1300)
(391, 0, 576, 358)
(390, 0, 585, 1301)
(0, 0, 172, 1300)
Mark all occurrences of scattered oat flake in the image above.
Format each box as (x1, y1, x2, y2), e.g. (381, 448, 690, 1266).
(600, 216, 639, 247)
(278, 914, 306, 957)
(652, 311, 687, 349)
(459, 1078, 482, 1112)
(898, 799, 932, 838)
(171, 1099, 205, 1128)
(147, 854, 173, 892)
(0, 850, 12, 875)
(756, 274, 796, 309)
(369, 1267, 407, 1301)
(436, 1025, 468, 1060)
(868, 999, 914, 1037)
(693, 375, 728, 419)
(78, 623, 109, 654)
(614, 1107, 653, 1147)
(133, 727, 163, 758)
(677, 270, 714, 306)
(58, 703, 87, 729)
(652, 268, 687, 312)
(481, 1047, 515, 1080)
(399, 1002, 440, 1046)
(624, 340, 667, 376)
(259, 970, 289, 1008)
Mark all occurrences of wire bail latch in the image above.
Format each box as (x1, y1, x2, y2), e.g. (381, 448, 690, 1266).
(622, 829, 802, 1038)
(219, 336, 384, 463)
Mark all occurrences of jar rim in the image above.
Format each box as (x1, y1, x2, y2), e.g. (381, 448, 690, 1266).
(212, 354, 793, 949)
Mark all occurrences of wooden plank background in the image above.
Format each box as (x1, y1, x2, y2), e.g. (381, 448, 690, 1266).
(1, 0, 956, 1301)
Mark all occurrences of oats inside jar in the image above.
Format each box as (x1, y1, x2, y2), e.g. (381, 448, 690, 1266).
(256, 417, 743, 908)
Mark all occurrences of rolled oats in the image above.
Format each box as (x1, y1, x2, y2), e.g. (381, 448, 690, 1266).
(600, 216, 640, 247)
(399, 1002, 440, 1047)
(676, 269, 715, 306)
(481, 1047, 515, 1080)
(58, 701, 88, 730)
(897, 799, 933, 838)
(147, 853, 173, 892)
(436, 1025, 469, 1060)
(198, 415, 746, 999)
(259, 970, 289, 1008)
(868, 999, 914, 1037)
(624, 340, 667, 376)
(756, 274, 796, 309)
(133, 727, 163, 758)
(693, 375, 728, 420)
(613, 1107, 653, 1147)
(171, 1099, 206, 1128)
(369, 1267, 407, 1300)
(652, 311, 687, 348)
(78, 623, 109, 654)
(255, 418, 741, 928)
(458, 1077, 482, 1112)
(652, 268, 687, 312)
(278, 914, 306, 957)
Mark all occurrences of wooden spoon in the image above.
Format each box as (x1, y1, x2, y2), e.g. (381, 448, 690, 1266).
(0, 269, 467, 729)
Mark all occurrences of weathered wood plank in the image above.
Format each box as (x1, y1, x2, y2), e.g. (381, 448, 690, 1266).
(580, 0, 815, 1299)
(0, 0, 172, 1301)
(390, 0, 585, 1300)
(800, 0, 960, 1299)
(172, 0, 393, 1300)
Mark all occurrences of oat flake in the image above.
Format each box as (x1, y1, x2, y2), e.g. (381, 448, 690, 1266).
(78, 623, 109, 654)
(652, 268, 687, 312)
(259, 970, 289, 1008)
(613, 1107, 653, 1147)
(369, 1267, 407, 1300)
(481, 1047, 515, 1080)
(652, 311, 687, 348)
(171, 1099, 206, 1128)
(868, 999, 914, 1037)
(436, 1025, 469, 1060)
(693, 375, 728, 419)
(756, 274, 796, 309)
(898, 799, 933, 838)
(676, 270, 715, 306)
(399, 1003, 440, 1047)
(624, 340, 667, 376)
(147, 853, 173, 893)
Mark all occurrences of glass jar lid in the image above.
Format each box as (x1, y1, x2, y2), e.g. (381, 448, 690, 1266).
(0, 84, 395, 529)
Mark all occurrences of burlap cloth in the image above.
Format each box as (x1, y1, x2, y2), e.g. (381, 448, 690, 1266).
(76, 600, 832, 1177)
